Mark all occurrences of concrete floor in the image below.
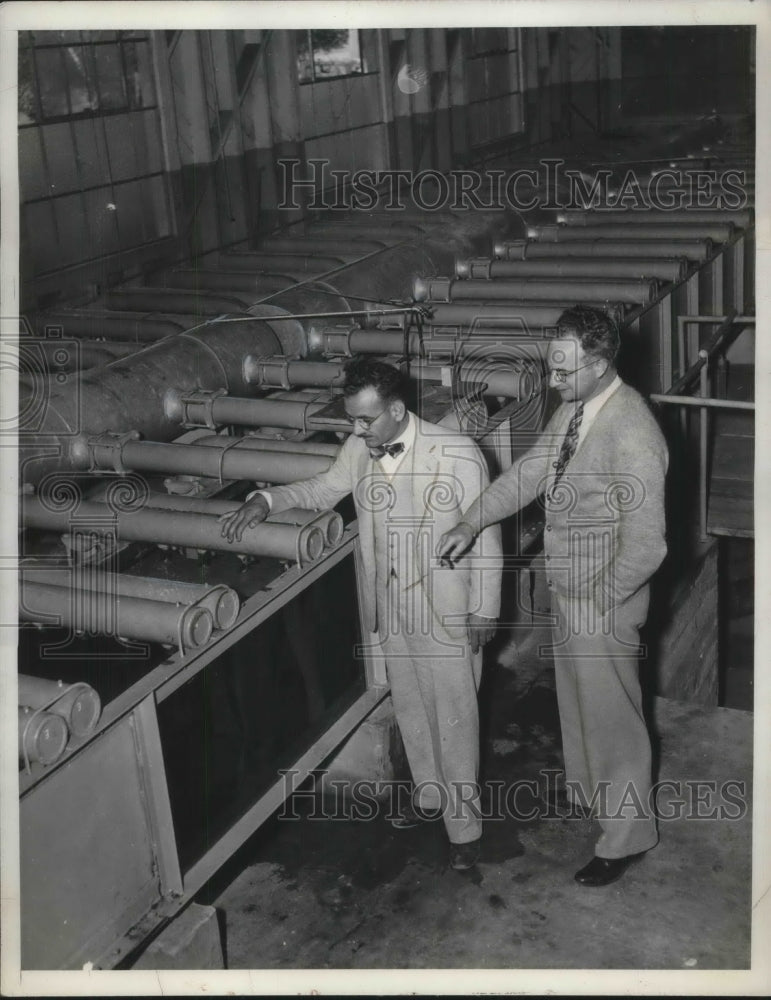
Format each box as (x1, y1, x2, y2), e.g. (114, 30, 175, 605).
(199, 633, 752, 970)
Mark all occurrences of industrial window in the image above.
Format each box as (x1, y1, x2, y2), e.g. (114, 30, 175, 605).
(466, 27, 524, 148)
(18, 30, 172, 277)
(296, 29, 367, 83)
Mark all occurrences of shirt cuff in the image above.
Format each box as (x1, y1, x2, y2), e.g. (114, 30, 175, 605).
(245, 489, 272, 511)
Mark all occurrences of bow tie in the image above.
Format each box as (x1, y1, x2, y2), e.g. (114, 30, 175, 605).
(370, 441, 405, 460)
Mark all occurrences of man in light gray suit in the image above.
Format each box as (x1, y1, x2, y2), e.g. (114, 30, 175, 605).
(220, 358, 502, 870)
(438, 305, 668, 887)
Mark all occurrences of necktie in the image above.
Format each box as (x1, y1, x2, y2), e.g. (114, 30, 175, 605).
(370, 441, 405, 460)
(551, 402, 584, 489)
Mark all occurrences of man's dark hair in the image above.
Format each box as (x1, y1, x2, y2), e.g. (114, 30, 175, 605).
(342, 356, 408, 403)
(556, 305, 620, 363)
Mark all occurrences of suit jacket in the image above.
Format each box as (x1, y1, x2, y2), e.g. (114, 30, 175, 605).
(264, 415, 503, 635)
(464, 381, 668, 613)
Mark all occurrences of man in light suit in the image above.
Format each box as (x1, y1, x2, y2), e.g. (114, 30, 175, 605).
(220, 358, 502, 870)
(438, 305, 668, 887)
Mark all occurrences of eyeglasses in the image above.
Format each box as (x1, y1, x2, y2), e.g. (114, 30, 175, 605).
(549, 359, 599, 384)
(347, 404, 389, 429)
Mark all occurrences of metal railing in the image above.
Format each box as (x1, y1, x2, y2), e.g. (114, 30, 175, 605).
(650, 312, 755, 539)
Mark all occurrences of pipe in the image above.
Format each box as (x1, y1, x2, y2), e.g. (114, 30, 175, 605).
(193, 434, 340, 458)
(259, 236, 387, 256)
(415, 275, 657, 306)
(19, 338, 139, 372)
(244, 356, 346, 389)
(164, 388, 347, 433)
(21, 568, 240, 631)
(308, 326, 546, 359)
(18, 707, 69, 766)
(19, 578, 214, 650)
(76, 437, 334, 483)
(419, 301, 625, 329)
(494, 238, 713, 263)
(136, 494, 344, 546)
(150, 269, 307, 295)
(527, 222, 735, 243)
(106, 287, 260, 314)
(303, 223, 426, 242)
(19, 317, 302, 488)
(22, 497, 326, 564)
(556, 208, 753, 228)
(18, 674, 101, 739)
(266, 508, 344, 546)
(455, 256, 687, 283)
(31, 310, 199, 342)
(415, 361, 536, 399)
(217, 251, 348, 273)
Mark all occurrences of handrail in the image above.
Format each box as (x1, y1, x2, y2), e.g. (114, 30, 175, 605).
(667, 309, 739, 396)
(651, 394, 754, 411)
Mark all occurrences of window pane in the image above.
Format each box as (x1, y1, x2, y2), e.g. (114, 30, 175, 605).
(94, 43, 127, 110)
(35, 48, 69, 117)
(65, 45, 98, 115)
(123, 40, 156, 108)
(311, 29, 362, 79)
(19, 45, 39, 123)
(297, 31, 313, 83)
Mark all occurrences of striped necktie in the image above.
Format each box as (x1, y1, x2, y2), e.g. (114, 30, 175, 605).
(552, 402, 584, 489)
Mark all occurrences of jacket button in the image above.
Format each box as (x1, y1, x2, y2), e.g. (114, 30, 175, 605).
(547, 579, 554, 588)
(545, 525, 552, 532)
(545, 555, 551, 561)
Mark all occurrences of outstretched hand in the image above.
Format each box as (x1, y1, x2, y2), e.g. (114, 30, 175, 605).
(435, 521, 476, 566)
(218, 495, 270, 543)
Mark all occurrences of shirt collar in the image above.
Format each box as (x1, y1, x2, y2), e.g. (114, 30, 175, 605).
(383, 411, 416, 453)
(581, 374, 622, 423)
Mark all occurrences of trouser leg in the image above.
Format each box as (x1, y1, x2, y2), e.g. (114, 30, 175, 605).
(384, 627, 482, 844)
(551, 591, 658, 858)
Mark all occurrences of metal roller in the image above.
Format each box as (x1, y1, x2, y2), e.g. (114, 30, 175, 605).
(22, 497, 327, 564)
(19, 578, 214, 650)
(243, 356, 346, 389)
(308, 326, 545, 359)
(415, 361, 536, 400)
(266, 508, 344, 547)
(527, 222, 735, 244)
(218, 251, 348, 273)
(455, 256, 687, 283)
(415, 275, 657, 306)
(164, 387, 347, 433)
(139, 494, 343, 546)
(71, 436, 334, 483)
(18, 673, 102, 740)
(18, 707, 70, 767)
(556, 208, 753, 228)
(149, 269, 311, 295)
(23, 569, 241, 631)
(193, 434, 340, 458)
(494, 238, 713, 263)
(19, 317, 304, 488)
(30, 310, 199, 342)
(22, 567, 241, 632)
(106, 287, 261, 314)
(20, 338, 139, 372)
(259, 236, 387, 256)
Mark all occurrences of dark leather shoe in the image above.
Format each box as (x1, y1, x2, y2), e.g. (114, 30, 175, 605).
(542, 789, 593, 820)
(390, 803, 441, 830)
(450, 838, 481, 870)
(574, 851, 647, 887)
